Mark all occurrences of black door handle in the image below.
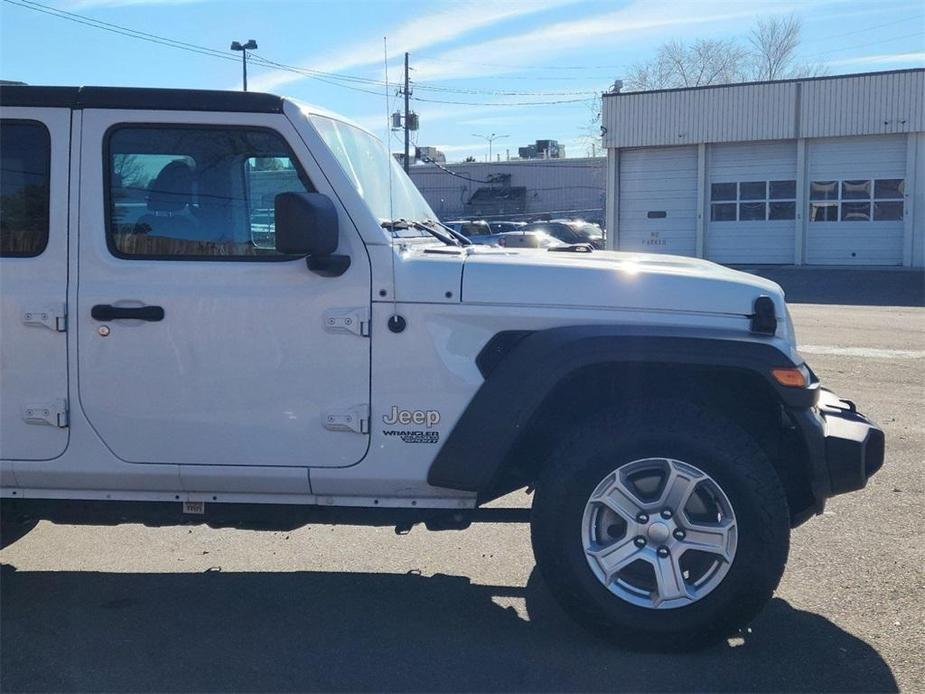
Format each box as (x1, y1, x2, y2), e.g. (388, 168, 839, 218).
(91, 304, 165, 322)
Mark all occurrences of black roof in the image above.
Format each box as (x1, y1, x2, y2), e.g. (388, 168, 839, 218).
(0, 85, 284, 113)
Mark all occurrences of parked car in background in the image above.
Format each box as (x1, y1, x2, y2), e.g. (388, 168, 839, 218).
(489, 221, 526, 234)
(496, 230, 565, 249)
(523, 219, 604, 249)
(443, 220, 493, 241)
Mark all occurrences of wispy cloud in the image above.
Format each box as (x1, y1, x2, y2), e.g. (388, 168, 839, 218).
(826, 52, 925, 67)
(412, 0, 842, 82)
(247, 0, 576, 93)
(66, 0, 219, 7)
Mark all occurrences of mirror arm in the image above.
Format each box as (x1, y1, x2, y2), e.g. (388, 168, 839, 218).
(306, 254, 351, 278)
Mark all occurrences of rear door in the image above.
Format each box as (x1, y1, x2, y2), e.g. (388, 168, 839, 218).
(0, 109, 71, 461)
(76, 108, 371, 467)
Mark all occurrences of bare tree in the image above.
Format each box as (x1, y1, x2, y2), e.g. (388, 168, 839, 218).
(577, 93, 604, 157)
(750, 14, 801, 80)
(624, 14, 824, 92)
(626, 38, 748, 91)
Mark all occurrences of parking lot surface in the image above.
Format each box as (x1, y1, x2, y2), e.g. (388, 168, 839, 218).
(2, 270, 923, 693)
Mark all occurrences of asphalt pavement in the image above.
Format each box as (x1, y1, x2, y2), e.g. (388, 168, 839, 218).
(1, 269, 923, 693)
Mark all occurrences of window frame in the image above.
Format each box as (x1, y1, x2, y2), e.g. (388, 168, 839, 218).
(709, 179, 796, 223)
(873, 178, 905, 222)
(1, 118, 52, 258)
(809, 177, 905, 223)
(103, 122, 316, 262)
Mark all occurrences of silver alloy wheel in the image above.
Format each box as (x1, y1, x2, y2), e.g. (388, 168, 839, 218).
(581, 457, 738, 610)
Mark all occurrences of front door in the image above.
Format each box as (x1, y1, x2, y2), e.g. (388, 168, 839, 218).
(76, 109, 371, 467)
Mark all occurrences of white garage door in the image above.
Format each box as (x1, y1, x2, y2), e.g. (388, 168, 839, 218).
(619, 146, 697, 256)
(706, 141, 797, 264)
(806, 135, 906, 265)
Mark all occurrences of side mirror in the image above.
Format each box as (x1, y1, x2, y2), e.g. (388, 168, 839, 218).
(274, 192, 350, 277)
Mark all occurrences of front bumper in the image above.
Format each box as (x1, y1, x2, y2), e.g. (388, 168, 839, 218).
(791, 388, 885, 509)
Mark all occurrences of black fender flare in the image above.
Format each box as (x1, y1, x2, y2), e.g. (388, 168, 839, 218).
(427, 325, 819, 494)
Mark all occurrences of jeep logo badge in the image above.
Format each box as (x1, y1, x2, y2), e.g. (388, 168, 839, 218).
(383, 406, 440, 428)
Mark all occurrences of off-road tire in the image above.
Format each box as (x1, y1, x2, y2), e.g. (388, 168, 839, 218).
(531, 398, 790, 650)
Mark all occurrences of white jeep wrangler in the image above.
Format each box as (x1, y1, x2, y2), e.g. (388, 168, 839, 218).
(0, 86, 884, 648)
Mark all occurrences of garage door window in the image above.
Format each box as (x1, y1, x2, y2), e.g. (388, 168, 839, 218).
(810, 179, 904, 222)
(710, 180, 795, 222)
(873, 179, 904, 221)
(0, 120, 51, 257)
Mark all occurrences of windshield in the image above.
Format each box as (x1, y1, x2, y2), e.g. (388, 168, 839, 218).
(309, 115, 436, 225)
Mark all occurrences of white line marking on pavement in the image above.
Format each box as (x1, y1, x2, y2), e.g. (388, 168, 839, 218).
(799, 345, 925, 359)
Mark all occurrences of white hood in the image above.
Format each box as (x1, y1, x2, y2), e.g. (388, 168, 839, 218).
(460, 247, 786, 318)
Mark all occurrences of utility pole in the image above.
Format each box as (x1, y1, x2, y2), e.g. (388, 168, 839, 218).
(230, 39, 258, 91)
(403, 52, 410, 173)
(392, 53, 418, 171)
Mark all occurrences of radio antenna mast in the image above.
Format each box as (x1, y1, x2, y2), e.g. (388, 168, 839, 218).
(384, 37, 402, 330)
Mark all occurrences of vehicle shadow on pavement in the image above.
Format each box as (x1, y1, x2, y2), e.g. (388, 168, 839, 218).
(0, 563, 897, 693)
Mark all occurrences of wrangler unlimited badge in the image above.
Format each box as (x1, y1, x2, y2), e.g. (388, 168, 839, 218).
(382, 406, 441, 443)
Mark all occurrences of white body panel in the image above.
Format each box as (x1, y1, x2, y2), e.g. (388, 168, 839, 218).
(459, 246, 784, 317)
(310, 297, 761, 500)
(0, 107, 71, 461)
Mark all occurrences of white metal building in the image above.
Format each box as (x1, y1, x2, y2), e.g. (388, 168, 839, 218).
(603, 69, 925, 266)
(409, 157, 605, 223)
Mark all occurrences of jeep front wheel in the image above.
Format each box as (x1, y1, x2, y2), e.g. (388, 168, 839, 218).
(530, 400, 790, 649)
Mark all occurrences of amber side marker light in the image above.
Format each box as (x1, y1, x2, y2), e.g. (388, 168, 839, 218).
(772, 367, 808, 387)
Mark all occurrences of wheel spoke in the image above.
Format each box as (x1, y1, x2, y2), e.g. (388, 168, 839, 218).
(657, 463, 702, 512)
(650, 551, 690, 605)
(595, 482, 643, 522)
(680, 519, 735, 562)
(587, 537, 641, 583)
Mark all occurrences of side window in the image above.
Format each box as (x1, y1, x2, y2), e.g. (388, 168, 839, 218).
(1, 120, 51, 257)
(107, 125, 314, 259)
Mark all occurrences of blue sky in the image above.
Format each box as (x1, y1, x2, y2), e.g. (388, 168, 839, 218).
(2, 0, 923, 162)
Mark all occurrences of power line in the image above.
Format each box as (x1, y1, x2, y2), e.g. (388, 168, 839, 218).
(413, 95, 593, 107)
(801, 15, 921, 45)
(2, 0, 388, 97)
(412, 82, 600, 96)
(415, 53, 628, 71)
(3, 0, 609, 100)
(804, 31, 925, 58)
(417, 157, 493, 183)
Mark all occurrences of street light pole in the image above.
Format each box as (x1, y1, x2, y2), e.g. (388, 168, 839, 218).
(230, 39, 258, 91)
(472, 132, 509, 163)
